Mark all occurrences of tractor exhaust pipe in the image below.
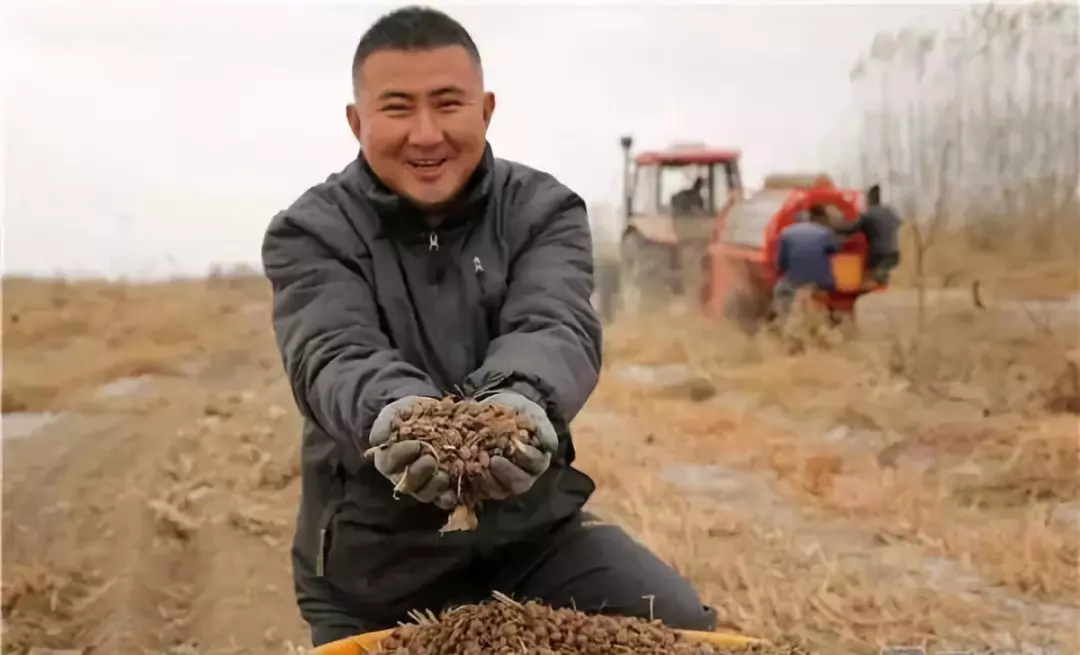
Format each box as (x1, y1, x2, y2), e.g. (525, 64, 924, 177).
(620, 135, 633, 222)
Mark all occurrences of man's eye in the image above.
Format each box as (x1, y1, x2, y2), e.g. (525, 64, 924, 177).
(381, 105, 410, 114)
(438, 100, 463, 110)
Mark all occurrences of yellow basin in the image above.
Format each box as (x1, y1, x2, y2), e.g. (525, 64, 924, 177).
(830, 251, 865, 293)
(312, 627, 766, 654)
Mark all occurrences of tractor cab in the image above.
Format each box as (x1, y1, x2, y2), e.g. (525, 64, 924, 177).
(620, 137, 744, 239)
(615, 135, 744, 308)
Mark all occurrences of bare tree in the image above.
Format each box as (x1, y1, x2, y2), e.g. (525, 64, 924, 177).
(847, 2, 1080, 264)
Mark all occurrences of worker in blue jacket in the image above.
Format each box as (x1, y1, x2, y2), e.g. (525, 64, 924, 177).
(773, 206, 838, 318)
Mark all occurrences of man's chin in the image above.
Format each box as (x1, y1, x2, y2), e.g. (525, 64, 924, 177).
(402, 184, 462, 214)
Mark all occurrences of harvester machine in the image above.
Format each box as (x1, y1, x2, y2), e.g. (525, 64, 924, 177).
(704, 175, 885, 332)
(592, 134, 887, 328)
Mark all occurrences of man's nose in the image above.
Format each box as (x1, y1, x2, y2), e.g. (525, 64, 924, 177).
(407, 109, 444, 148)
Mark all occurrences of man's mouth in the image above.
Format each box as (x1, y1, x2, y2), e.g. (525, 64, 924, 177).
(408, 158, 447, 172)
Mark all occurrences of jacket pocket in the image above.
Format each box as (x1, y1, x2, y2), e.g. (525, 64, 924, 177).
(315, 499, 342, 578)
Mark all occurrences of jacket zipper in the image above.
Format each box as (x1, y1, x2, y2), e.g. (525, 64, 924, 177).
(315, 497, 342, 577)
(429, 231, 439, 252)
(316, 529, 327, 577)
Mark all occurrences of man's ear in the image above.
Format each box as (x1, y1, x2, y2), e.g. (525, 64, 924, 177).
(345, 103, 363, 143)
(482, 91, 496, 129)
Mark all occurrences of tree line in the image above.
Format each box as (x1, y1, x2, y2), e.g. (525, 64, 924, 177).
(848, 2, 1079, 253)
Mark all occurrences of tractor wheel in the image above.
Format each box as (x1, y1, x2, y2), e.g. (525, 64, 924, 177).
(619, 230, 676, 316)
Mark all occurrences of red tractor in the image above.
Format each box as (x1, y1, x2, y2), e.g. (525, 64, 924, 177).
(601, 136, 744, 318)
(597, 135, 885, 327)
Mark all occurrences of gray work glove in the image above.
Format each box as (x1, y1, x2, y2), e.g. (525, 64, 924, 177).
(477, 391, 559, 500)
(368, 396, 457, 510)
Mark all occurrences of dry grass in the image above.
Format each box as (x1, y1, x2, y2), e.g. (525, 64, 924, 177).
(575, 435, 1061, 654)
(605, 292, 1080, 420)
(598, 291, 1080, 619)
(889, 222, 1080, 300)
(576, 334, 1078, 652)
(587, 372, 1079, 600)
(0, 561, 97, 652)
(1, 276, 276, 413)
(3, 271, 1077, 654)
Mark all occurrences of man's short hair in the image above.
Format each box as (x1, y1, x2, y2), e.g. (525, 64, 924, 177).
(867, 184, 881, 205)
(352, 6, 482, 90)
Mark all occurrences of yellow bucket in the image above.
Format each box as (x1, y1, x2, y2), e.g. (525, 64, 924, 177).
(830, 252, 864, 293)
(311, 628, 766, 654)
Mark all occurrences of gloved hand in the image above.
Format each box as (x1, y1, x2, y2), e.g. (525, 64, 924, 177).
(477, 392, 559, 500)
(367, 396, 456, 510)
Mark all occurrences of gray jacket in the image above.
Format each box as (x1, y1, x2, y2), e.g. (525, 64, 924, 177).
(261, 144, 601, 612)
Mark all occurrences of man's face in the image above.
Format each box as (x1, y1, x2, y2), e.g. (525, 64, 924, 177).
(347, 45, 495, 211)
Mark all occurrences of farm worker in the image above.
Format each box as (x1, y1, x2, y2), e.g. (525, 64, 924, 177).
(772, 206, 838, 317)
(671, 176, 708, 216)
(833, 183, 901, 286)
(260, 5, 717, 646)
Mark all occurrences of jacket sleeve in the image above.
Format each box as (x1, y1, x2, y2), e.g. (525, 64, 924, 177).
(834, 213, 867, 237)
(262, 201, 443, 451)
(463, 185, 602, 434)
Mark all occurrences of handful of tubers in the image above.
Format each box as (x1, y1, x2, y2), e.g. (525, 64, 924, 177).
(364, 396, 543, 532)
(370, 593, 806, 654)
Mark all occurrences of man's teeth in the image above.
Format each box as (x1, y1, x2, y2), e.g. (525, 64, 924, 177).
(412, 160, 443, 167)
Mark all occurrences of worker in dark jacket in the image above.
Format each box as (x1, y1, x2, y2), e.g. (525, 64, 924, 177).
(773, 206, 838, 318)
(671, 176, 707, 217)
(833, 184, 901, 286)
(261, 6, 716, 646)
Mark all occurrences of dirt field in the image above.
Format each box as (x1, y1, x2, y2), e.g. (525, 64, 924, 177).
(2, 272, 1078, 654)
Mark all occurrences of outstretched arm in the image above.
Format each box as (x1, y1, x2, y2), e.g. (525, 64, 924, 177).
(833, 213, 867, 237)
(463, 188, 602, 436)
(262, 205, 442, 452)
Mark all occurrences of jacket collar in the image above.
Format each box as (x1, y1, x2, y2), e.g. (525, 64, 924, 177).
(353, 143, 496, 241)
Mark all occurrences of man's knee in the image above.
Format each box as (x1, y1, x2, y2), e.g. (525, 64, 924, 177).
(678, 603, 719, 632)
(298, 591, 367, 647)
(576, 520, 716, 631)
(310, 621, 363, 649)
(636, 561, 717, 631)
(648, 589, 718, 631)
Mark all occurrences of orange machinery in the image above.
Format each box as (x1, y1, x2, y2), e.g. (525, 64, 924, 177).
(701, 180, 880, 328)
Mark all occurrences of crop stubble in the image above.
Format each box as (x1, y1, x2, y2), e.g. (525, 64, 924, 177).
(365, 397, 542, 532)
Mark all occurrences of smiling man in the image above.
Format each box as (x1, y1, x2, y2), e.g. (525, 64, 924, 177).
(261, 5, 717, 646)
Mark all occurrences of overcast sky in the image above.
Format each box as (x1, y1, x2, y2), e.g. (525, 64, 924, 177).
(3, 0, 969, 278)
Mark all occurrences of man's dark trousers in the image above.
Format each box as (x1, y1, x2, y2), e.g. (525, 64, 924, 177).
(300, 511, 717, 646)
